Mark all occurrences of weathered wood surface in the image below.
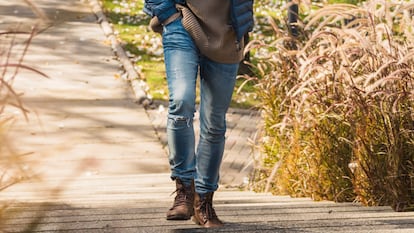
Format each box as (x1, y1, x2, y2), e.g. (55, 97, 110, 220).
(1, 1, 413, 232)
(2, 173, 414, 233)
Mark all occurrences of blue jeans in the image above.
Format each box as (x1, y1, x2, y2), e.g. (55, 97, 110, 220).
(162, 17, 238, 195)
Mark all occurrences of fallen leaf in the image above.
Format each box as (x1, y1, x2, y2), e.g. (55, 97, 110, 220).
(103, 39, 111, 46)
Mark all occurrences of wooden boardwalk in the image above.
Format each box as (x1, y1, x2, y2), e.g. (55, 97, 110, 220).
(1, 0, 413, 232)
(2, 174, 414, 232)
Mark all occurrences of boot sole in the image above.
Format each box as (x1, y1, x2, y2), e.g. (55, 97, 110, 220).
(166, 214, 192, 221)
(192, 216, 224, 228)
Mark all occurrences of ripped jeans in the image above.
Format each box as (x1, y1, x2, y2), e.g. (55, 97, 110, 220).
(162, 17, 238, 195)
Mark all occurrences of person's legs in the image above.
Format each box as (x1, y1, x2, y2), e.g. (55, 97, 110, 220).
(192, 57, 238, 227)
(195, 57, 238, 195)
(162, 16, 239, 226)
(163, 17, 199, 186)
(162, 17, 199, 220)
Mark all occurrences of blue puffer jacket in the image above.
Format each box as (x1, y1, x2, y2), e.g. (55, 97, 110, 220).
(143, 0, 254, 42)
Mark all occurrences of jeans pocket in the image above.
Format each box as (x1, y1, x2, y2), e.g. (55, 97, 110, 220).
(162, 16, 196, 50)
(163, 15, 183, 32)
(163, 13, 182, 27)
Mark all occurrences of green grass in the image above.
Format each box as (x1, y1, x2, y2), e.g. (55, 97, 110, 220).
(100, 0, 259, 108)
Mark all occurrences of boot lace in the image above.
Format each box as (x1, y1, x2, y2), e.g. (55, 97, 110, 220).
(170, 188, 191, 208)
(199, 198, 218, 222)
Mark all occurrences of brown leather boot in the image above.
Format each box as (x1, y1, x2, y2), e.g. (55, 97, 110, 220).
(166, 179, 194, 220)
(192, 192, 223, 228)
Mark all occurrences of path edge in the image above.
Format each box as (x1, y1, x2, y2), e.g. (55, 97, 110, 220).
(88, 0, 152, 106)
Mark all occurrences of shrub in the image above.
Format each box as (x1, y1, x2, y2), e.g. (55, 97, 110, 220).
(251, 0, 414, 210)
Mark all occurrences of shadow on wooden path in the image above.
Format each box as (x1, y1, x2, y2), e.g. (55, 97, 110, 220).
(0, 0, 413, 232)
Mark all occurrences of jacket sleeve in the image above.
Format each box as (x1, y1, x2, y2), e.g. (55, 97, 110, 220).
(144, 0, 178, 23)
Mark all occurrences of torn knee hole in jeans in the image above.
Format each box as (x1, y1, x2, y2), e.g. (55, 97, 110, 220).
(169, 116, 192, 128)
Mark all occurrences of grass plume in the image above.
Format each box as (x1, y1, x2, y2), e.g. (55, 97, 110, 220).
(250, 0, 414, 210)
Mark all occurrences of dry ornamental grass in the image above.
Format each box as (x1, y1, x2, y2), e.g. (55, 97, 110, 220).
(0, 0, 49, 225)
(250, 0, 414, 211)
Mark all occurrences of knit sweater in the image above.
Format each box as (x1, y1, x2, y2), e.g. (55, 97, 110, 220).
(144, 0, 254, 63)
